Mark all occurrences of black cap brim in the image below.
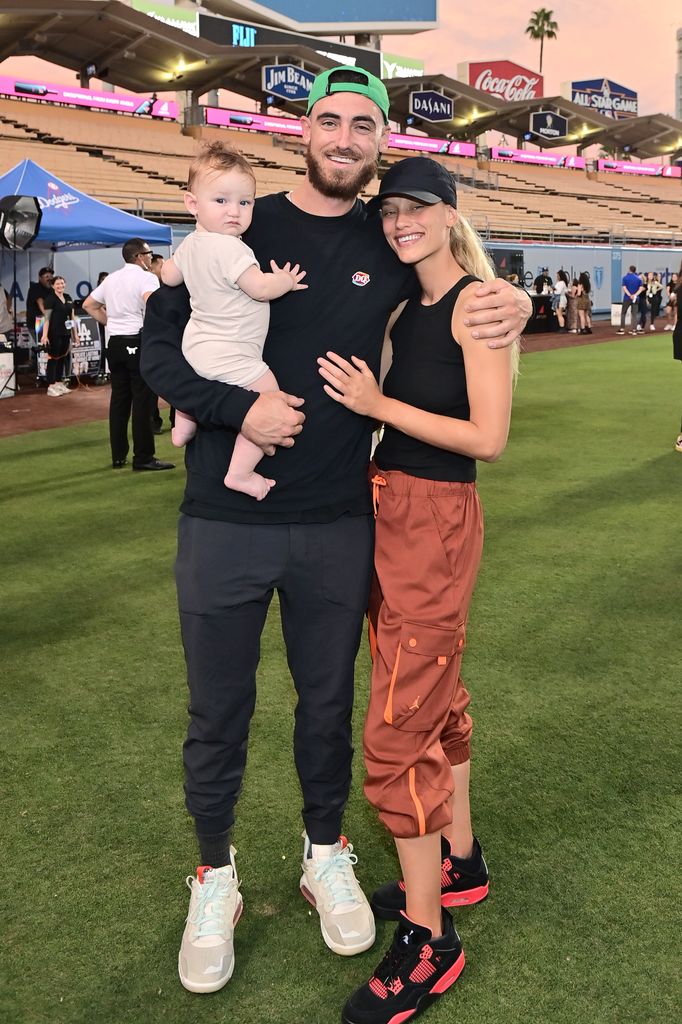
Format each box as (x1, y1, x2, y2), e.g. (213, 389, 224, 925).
(368, 189, 444, 210)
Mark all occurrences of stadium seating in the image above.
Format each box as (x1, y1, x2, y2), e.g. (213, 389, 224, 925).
(1, 96, 681, 243)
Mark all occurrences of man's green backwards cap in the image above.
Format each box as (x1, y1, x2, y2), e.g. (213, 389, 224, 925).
(306, 66, 390, 124)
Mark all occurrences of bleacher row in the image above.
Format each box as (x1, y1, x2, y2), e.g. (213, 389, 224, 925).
(1, 97, 681, 245)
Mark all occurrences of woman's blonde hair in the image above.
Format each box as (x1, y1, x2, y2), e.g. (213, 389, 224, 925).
(449, 213, 520, 380)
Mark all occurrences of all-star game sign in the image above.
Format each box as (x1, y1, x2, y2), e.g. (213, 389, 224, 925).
(565, 78, 638, 120)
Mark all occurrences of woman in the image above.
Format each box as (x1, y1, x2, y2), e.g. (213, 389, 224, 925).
(576, 271, 592, 335)
(318, 157, 516, 1024)
(646, 272, 663, 332)
(42, 276, 76, 396)
(553, 269, 569, 332)
(567, 276, 580, 333)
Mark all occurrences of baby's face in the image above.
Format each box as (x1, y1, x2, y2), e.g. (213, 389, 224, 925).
(186, 168, 256, 237)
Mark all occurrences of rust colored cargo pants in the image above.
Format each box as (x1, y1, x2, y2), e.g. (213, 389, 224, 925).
(364, 466, 484, 839)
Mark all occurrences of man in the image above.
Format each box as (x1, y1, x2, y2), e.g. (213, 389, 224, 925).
(533, 267, 553, 294)
(618, 265, 644, 335)
(141, 67, 531, 995)
(148, 253, 167, 434)
(83, 238, 174, 471)
(26, 267, 53, 360)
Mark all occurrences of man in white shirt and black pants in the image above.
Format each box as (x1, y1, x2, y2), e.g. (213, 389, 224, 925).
(84, 238, 174, 471)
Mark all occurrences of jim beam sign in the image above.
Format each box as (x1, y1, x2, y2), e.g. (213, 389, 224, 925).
(458, 60, 543, 102)
(409, 90, 453, 123)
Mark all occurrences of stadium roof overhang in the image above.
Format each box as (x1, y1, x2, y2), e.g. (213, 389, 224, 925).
(583, 113, 682, 161)
(0, 0, 337, 98)
(200, 0, 438, 35)
(469, 95, 614, 148)
(385, 74, 503, 139)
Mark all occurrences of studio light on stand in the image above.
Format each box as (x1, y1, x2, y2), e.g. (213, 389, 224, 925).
(0, 195, 42, 397)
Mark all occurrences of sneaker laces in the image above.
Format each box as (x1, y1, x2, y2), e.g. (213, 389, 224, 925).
(185, 868, 237, 939)
(373, 935, 411, 985)
(313, 844, 360, 911)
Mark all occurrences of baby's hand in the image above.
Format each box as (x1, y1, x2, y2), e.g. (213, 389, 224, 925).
(270, 260, 308, 292)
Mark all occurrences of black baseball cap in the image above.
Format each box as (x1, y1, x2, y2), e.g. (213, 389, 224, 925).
(368, 156, 457, 210)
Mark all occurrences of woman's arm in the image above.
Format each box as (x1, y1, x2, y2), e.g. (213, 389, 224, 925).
(318, 286, 513, 463)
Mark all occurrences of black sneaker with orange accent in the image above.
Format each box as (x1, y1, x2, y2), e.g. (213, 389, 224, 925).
(341, 910, 465, 1024)
(370, 836, 488, 921)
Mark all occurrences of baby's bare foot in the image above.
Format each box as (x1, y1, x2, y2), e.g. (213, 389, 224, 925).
(224, 471, 275, 500)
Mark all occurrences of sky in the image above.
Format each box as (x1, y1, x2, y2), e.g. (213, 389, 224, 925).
(392, 1, 679, 117)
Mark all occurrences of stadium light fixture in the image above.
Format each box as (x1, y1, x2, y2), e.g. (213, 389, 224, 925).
(0, 195, 41, 251)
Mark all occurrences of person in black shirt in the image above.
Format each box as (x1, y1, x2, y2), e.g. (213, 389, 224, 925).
(41, 275, 76, 396)
(318, 157, 515, 1024)
(141, 67, 532, 996)
(26, 266, 54, 351)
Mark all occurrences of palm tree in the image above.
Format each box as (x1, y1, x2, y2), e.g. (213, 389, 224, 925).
(525, 9, 559, 74)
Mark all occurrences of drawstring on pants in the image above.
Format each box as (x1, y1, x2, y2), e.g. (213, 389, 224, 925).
(371, 475, 386, 518)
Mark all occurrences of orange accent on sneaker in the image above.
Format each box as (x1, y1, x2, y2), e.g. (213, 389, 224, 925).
(338, 835, 348, 850)
(196, 865, 212, 884)
(408, 767, 427, 837)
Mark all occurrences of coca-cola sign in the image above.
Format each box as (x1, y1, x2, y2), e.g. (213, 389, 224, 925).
(459, 60, 543, 102)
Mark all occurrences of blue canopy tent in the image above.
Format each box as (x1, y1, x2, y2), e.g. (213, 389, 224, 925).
(0, 158, 171, 249)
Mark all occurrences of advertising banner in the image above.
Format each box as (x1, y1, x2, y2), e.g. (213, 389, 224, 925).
(198, 13, 382, 77)
(529, 111, 568, 141)
(491, 147, 585, 169)
(204, 107, 476, 158)
(262, 65, 315, 102)
(568, 79, 638, 120)
(409, 91, 454, 122)
(458, 60, 543, 102)
(214, 1, 438, 25)
(597, 159, 681, 177)
(381, 54, 425, 79)
(0, 76, 178, 119)
(132, 0, 199, 36)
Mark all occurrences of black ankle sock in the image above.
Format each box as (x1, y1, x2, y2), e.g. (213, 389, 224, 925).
(196, 829, 231, 868)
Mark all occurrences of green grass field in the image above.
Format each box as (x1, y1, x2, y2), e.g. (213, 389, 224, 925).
(2, 336, 680, 1024)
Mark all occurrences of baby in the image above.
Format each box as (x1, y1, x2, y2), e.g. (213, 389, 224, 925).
(162, 141, 306, 500)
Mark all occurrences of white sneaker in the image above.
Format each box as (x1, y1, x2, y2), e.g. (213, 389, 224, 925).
(636, 325, 643, 332)
(649, 325, 656, 331)
(300, 833, 375, 956)
(46, 384, 62, 396)
(178, 849, 243, 993)
(55, 382, 71, 394)
(664, 324, 673, 331)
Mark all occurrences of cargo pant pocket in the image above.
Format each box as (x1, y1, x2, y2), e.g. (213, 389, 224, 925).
(383, 620, 465, 732)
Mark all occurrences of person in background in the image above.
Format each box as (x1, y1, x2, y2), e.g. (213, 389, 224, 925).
(567, 277, 580, 334)
(552, 269, 569, 332)
(635, 272, 648, 333)
(83, 237, 175, 471)
(533, 267, 552, 295)
(0, 287, 13, 347)
(646, 272, 663, 333)
(618, 265, 642, 335)
(42, 276, 77, 396)
(577, 272, 592, 335)
(149, 254, 167, 434)
(664, 272, 678, 331)
(26, 267, 54, 358)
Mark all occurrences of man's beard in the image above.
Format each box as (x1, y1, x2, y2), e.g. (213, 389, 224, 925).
(306, 148, 378, 201)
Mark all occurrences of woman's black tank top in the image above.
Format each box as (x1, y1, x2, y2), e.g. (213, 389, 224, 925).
(374, 274, 479, 482)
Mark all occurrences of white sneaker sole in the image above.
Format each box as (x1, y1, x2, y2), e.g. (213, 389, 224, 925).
(299, 878, 375, 956)
(177, 895, 242, 993)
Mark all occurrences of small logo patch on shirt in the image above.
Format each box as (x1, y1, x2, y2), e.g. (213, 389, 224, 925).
(352, 271, 370, 287)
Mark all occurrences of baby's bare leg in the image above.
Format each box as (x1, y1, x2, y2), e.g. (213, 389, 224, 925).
(172, 409, 197, 447)
(224, 369, 279, 500)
